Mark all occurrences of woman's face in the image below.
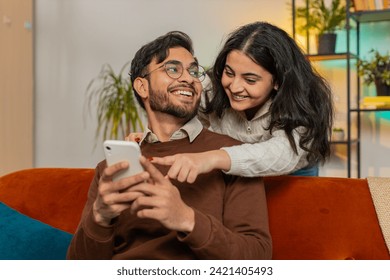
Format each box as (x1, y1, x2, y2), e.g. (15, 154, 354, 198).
(221, 50, 277, 119)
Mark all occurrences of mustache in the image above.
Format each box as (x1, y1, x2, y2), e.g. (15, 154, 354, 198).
(168, 83, 195, 92)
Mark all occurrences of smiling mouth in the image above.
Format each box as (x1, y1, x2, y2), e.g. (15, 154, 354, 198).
(172, 90, 193, 97)
(232, 93, 248, 100)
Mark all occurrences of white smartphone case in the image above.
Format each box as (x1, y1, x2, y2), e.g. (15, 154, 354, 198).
(103, 140, 144, 181)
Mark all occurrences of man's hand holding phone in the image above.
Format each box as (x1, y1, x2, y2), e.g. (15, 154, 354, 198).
(94, 140, 194, 232)
(129, 156, 195, 233)
(92, 140, 147, 226)
(93, 160, 149, 226)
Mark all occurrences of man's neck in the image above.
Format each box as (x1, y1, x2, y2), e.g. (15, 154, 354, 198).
(147, 112, 187, 142)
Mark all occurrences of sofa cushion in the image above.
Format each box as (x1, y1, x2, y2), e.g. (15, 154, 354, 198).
(0, 202, 72, 260)
(0, 168, 93, 233)
(264, 176, 390, 260)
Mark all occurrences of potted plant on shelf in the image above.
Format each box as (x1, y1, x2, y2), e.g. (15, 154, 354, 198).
(357, 49, 390, 96)
(86, 62, 144, 143)
(332, 127, 345, 141)
(295, 0, 346, 54)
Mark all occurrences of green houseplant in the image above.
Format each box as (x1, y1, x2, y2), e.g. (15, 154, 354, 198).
(295, 0, 346, 54)
(357, 49, 390, 96)
(331, 127, 345, 141)
(86, 62, 144, 142)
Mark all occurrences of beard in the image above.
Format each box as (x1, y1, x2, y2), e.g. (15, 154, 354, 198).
(148, 84, 200, 121)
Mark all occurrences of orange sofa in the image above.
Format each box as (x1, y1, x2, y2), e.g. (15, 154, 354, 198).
(0, 168, 389, 260)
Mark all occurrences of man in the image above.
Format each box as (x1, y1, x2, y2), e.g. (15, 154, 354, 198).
(67, 31, 272, 259)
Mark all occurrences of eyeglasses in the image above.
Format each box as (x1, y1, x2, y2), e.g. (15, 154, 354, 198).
(141, 60, 206, 83)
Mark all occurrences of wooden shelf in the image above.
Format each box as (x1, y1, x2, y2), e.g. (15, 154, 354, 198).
(306, 53, 358, 61)
(351, 9, 390, 23)
(330, 139, 359, 145)
(350, 108, 390, 112)
(293, 1, 390, 178)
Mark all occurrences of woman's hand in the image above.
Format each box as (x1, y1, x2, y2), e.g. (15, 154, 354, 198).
(125, 132, 143, 143)
(151, 150, 231, 183)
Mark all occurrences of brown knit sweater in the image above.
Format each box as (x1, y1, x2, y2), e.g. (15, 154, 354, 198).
(67, 129, 272, 259)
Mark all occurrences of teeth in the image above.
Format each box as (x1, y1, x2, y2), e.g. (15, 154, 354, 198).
(174, 90, 193, 97)
(232, 94, 247, 100)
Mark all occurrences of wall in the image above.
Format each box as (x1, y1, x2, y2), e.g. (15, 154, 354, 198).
(0, 0, 33, 175)
(34, 0, 291, 169)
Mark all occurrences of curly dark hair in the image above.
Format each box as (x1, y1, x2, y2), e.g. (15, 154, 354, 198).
(205, 21, 334, 166)
(129, 31, 194, 109)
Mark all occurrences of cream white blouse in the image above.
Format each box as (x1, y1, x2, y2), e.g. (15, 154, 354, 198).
(198, 98, 309, 177)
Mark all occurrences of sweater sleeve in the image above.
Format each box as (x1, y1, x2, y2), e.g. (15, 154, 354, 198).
(178, 176, 272, 260)
(67, 163, 116, 260)
(222, 128, 308, 176)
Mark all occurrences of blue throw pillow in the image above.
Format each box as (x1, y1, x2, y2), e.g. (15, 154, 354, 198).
(0, 202, 73, 260)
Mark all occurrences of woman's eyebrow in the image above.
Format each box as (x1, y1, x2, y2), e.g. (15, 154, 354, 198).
(225, 64, 260, 78)
(242, 72, 261, 78)
(224, 64, 234, 71)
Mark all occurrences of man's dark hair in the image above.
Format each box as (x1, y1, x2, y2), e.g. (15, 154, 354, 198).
(130, 31, 194, 109)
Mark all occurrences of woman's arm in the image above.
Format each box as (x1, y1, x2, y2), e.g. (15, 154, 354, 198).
(152, 128, 308, 182)
(223, 129, 308, 177)
(151, 149, 231, 183)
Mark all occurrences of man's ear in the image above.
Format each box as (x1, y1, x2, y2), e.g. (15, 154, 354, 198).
(133, 77, 149, 98)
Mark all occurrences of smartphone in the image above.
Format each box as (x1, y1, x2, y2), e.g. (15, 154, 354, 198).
(103, 140, 144, 181)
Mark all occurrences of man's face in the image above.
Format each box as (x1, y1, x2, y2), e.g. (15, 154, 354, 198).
(145, 47, 203, 121)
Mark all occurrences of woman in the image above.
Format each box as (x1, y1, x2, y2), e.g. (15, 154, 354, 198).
(134, 21, 334, 183)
